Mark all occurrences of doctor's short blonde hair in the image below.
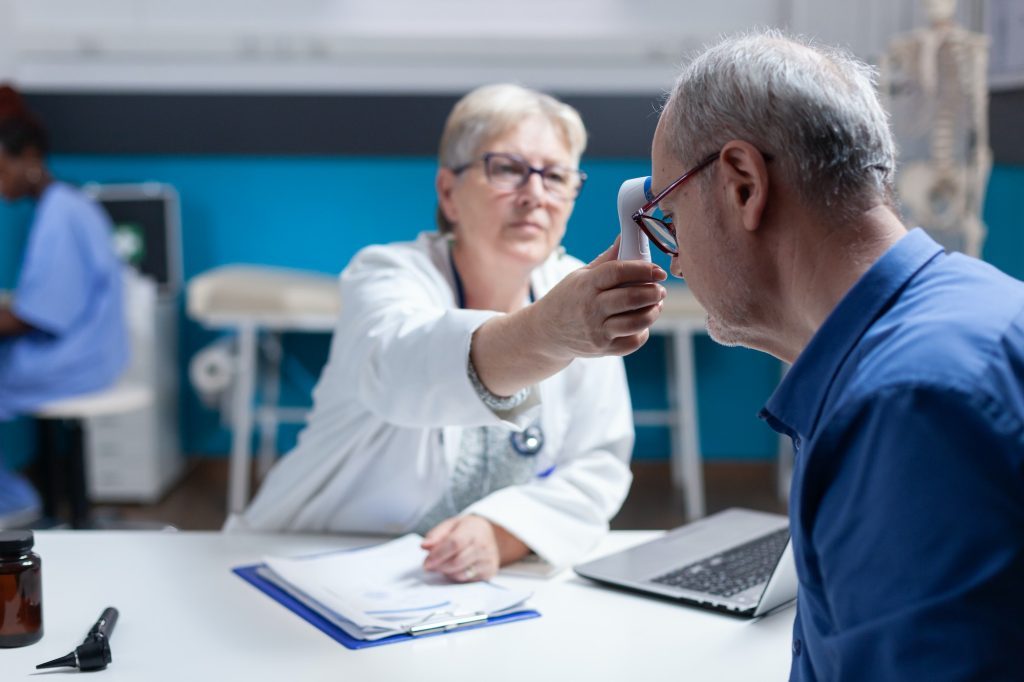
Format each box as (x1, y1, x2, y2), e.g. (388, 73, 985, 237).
(436, 83, 587, 234)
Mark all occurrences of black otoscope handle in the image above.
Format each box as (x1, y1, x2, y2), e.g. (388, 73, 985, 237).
(88, 607, 119, 641)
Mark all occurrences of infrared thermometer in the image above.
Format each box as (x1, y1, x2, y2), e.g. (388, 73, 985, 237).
(617, 176, 653, 262)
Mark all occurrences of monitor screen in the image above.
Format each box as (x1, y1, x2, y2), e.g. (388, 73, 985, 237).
(89, 186, 180, 296)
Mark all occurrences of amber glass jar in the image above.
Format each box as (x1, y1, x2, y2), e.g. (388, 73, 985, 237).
(0, 529, 43, 647)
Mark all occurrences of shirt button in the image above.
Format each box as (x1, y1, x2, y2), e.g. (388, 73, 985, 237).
(792, 639, 802, 656)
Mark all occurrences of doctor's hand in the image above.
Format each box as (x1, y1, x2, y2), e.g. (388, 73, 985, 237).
(469, 239, 667, 398)
(421, 515, 530, 583)
(528, 240, 667, 361)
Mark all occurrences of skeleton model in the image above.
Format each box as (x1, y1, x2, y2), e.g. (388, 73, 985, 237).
(880, 0, 991, 256)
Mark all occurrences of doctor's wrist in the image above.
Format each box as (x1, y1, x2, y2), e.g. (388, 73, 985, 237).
(467, 353, 529, 409)
(486, 520, 531, 566)
(519, 299, 574, 366)
(470, 310, 570, 397)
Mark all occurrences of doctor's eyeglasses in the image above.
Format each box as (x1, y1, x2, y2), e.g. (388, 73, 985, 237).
(453, 152, 587, 201)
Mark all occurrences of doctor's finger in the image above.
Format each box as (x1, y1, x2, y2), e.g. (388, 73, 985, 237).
(588, 260, 666, 292)
(594, 282, 666, 317)
(421, 517, 458, 549)
(599, 329, 652, 358)
(423, 541, 459, 571)
(601, 303, 664, 339)
(619, 329, 652, 354)
(423, 528, 472, 570)
(437, 546, 487, 582)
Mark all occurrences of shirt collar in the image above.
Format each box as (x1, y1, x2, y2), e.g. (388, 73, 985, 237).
(759, 228, 945, 439)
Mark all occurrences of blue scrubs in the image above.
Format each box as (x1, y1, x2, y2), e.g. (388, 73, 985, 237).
(0, 182, 128, 419)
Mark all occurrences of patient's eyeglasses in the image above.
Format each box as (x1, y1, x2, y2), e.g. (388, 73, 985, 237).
(453, 152, 587, 201)
(634, 150, 778, 256)
(632, 152, 720, 257)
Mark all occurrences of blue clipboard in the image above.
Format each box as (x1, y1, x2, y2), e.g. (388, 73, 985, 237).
(233, 564, 541, 649)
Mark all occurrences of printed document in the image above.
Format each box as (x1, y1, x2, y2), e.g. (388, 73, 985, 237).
(261, 534, 532, 640)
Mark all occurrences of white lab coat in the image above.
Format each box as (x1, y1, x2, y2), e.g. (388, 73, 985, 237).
(227, 232, 634, 568)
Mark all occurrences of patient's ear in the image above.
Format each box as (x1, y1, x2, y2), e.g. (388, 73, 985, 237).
(718, 140, 769, 233)
(436, 168, 459, 225)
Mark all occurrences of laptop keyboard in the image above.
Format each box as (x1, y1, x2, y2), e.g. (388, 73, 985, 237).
(651, 528, 790, 598)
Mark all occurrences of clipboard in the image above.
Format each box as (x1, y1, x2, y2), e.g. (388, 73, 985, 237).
(233, 564, 541, 650)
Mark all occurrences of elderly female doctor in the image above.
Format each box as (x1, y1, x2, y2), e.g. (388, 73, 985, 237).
(229, 84, 667, 581)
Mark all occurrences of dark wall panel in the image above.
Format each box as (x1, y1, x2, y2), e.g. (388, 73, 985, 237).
(991, 90, 1024, 165)
(24, 90, 1019, 163)
(25, 92, 664, 158)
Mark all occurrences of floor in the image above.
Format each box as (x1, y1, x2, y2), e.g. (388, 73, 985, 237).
(97, 459, 787, 531)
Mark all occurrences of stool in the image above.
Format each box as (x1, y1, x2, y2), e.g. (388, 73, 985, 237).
(33, 384, 153, 529)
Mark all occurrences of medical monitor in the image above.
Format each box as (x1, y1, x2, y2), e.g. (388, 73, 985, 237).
(84, 182, 182, 297)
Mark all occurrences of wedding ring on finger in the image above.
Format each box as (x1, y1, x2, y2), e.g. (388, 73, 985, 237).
(463, 565, 477, 581)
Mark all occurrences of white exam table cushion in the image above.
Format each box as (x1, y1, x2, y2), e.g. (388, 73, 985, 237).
(187, 265, 341, 320)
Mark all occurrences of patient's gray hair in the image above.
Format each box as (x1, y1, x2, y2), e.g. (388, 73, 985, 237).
(663, 30, 897, 217)
(436, 83, 587, 233)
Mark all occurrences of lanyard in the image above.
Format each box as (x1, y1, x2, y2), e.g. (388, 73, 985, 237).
(449, 246, 535, 309)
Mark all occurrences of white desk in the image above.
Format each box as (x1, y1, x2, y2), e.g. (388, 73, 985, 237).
(188, 267, 712, 521)
(4, 531, 795, 681)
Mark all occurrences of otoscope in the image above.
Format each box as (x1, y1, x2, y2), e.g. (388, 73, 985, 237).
(37, 607, 119, 672)
(617, 176, 654, 262)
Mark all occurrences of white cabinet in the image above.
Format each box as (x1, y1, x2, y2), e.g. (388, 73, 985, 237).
(85, 288, 183, 503)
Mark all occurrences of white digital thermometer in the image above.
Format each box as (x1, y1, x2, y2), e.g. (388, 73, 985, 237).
(617, 176, 653, 262)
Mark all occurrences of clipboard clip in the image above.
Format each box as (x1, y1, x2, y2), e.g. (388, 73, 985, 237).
(407, 612, 488, 636)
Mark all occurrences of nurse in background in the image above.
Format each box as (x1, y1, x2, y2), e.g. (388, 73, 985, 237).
(229, 84, 667, 580)
(0, 85, 128, 526)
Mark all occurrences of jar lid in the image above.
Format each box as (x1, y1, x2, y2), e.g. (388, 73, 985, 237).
(0, 529, 34, 553)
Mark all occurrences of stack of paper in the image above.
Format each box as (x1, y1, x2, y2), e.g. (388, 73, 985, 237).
(259, 534, 533, 641)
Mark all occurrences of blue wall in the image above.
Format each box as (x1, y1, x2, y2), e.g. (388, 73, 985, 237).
(2, 158, 1022, 467)
(978, 166, 1024, 281)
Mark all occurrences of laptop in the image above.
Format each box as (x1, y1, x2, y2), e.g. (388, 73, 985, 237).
(574, 508, 797, 618)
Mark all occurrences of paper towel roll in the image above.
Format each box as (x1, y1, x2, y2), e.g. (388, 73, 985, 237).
(189, 338, 236, 405)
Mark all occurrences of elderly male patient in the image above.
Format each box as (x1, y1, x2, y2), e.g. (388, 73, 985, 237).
(640, 31, 1024, 680)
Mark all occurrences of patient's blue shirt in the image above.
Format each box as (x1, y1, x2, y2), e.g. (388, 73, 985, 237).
(760, 229, 1024, 681)
(0, 182, 128, 418)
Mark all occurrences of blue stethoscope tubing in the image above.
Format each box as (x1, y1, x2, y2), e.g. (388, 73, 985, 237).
(450, 246, 545, 459)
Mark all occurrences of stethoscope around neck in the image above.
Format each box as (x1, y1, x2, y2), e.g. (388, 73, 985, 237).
(450, 245, 545, 458)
